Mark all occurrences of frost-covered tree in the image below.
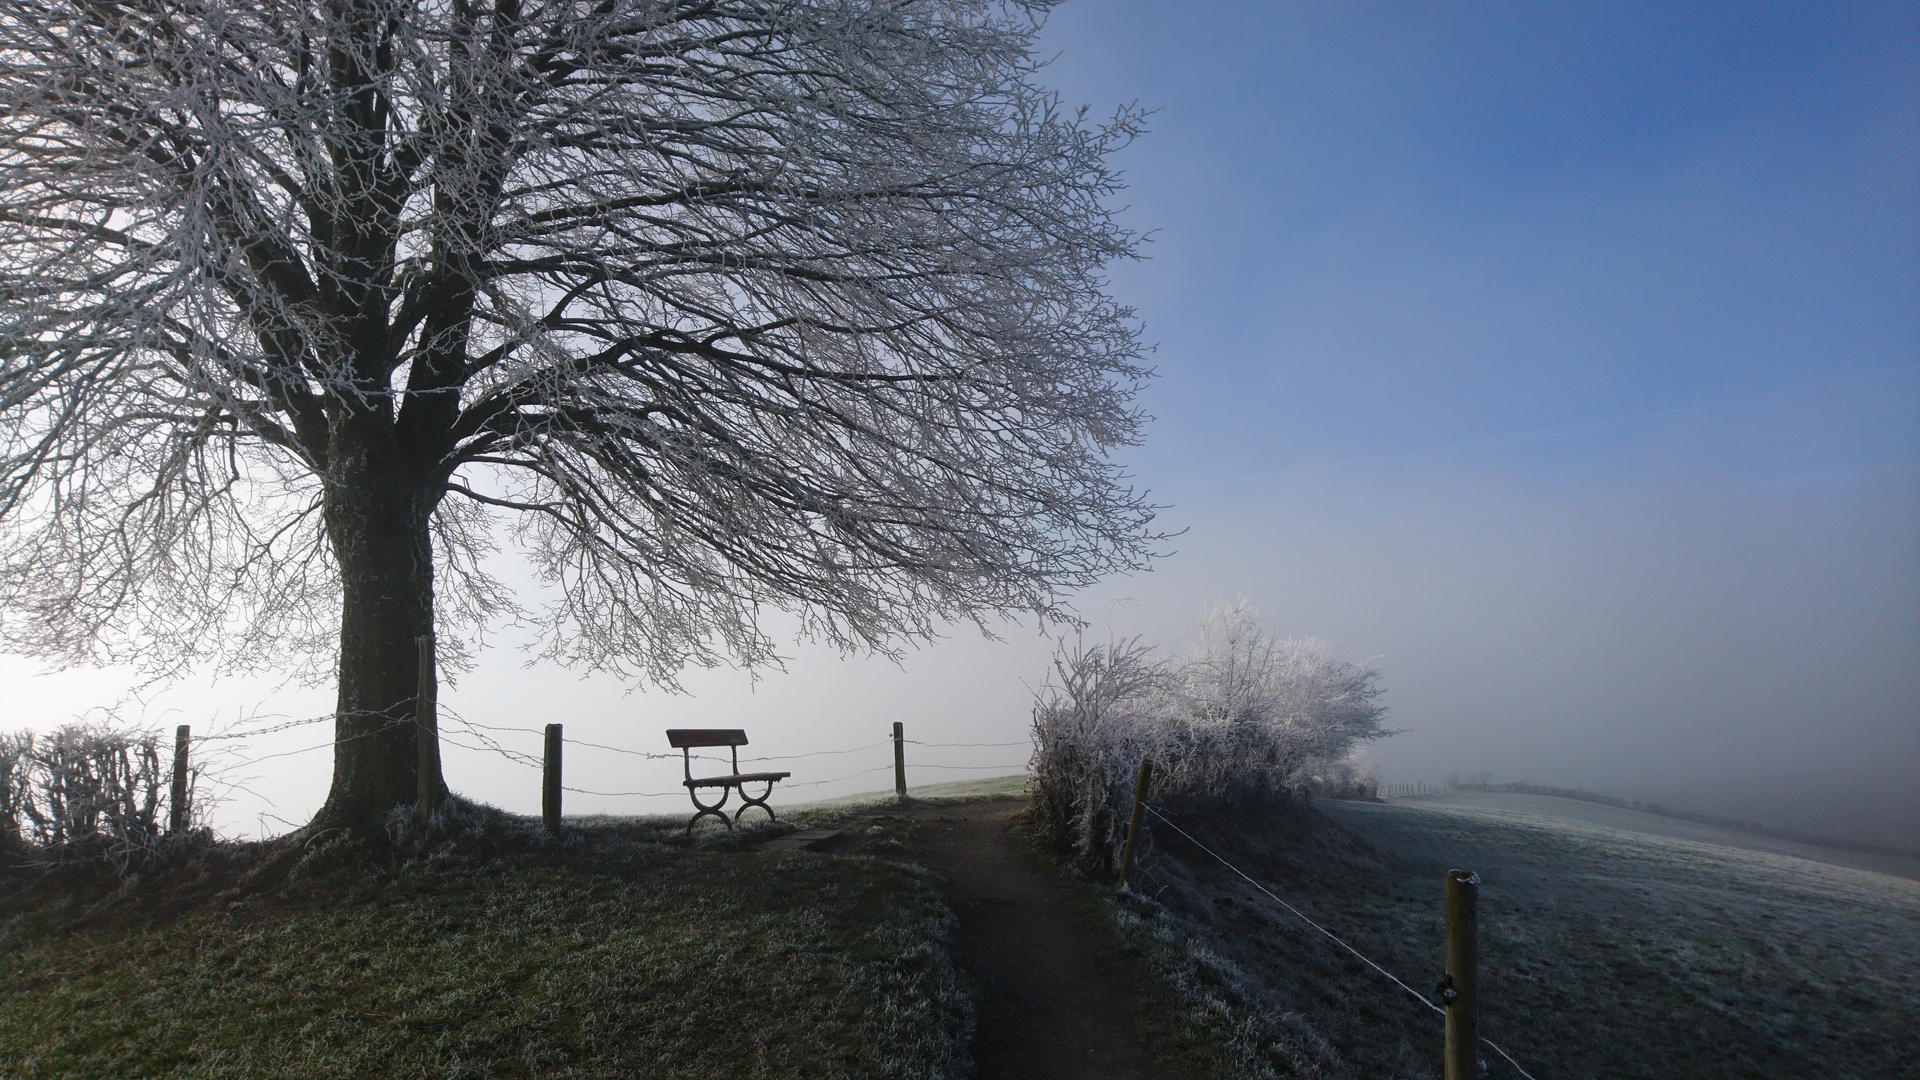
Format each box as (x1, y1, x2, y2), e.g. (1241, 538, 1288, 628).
(1029, 603, 1388, 873)
(0, 0, 1157, 828)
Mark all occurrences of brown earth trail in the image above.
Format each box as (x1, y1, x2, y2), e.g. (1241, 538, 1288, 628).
(815, 798, 1175, 1080)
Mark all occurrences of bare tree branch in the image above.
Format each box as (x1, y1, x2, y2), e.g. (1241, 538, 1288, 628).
(2, 0, 1162, 822)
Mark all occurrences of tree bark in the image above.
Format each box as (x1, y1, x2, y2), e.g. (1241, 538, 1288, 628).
(311, 407, 446, 831)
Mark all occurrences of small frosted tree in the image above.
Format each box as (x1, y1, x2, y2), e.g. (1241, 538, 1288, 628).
(0, 0, 1157, 829)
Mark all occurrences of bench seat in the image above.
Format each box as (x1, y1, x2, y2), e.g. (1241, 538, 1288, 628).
(686, 770, 792, 788)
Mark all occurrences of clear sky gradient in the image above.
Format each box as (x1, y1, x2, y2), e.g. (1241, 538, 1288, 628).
(7, 1, 1916, 837)
(1038, 0, 1919, 787)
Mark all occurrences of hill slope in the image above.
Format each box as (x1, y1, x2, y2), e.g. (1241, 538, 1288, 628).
(0, 815, 969, 1079)
(1107, 793, 1919, 1079)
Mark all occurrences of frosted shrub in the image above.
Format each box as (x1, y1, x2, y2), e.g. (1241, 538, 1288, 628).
(0, 730, 27, 862)
(1028, 635, 1169, 864)
(0, 722, 194, 872)
(1030, 603, 1388, 875)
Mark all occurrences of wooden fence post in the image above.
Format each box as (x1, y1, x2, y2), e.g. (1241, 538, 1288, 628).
(892, 721, 906, 799)
(1443, 869, 1481, 1080)
(169, 725, 190, 834)
(415, 635, 442, 819)
(543, 723, 563, 836)
(1118, 757, 1152, 889)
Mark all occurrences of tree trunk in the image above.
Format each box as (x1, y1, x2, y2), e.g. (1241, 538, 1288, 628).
(310, 408, 446, 831)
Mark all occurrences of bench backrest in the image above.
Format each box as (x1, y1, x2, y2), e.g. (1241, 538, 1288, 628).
(666, 728, 749, 749)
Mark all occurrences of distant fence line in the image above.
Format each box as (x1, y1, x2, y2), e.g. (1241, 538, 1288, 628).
(3, 716, 1034, 852)
(1383, 782, 1441, 798)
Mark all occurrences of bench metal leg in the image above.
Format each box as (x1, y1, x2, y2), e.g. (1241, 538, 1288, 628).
(733, 780, 780, 825)
(687, 785, 734, 834)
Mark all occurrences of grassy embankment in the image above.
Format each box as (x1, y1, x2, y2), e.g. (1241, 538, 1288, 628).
(0, 805, 968, 1080)
(1106, 791, 1920, 1079)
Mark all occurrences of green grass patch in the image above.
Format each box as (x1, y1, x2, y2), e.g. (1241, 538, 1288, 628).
(0, 812, 968, 1079)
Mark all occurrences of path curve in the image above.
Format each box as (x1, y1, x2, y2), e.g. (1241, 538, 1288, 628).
(819, 798, 1171, 1080)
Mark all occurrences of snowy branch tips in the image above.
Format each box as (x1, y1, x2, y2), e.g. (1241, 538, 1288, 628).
(0, 0, 1159, 827)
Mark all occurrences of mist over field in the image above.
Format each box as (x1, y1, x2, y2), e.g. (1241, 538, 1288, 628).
(5, 7, 1918, 1080)
(1153, 456, 1920, 849)
(6, 1, 1916, 851)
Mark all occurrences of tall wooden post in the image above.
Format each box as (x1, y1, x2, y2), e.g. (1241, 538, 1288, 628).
(543, 723, 563, 836)
(415, 635, 442, 818)
(892, 722, 906, 799)
(1444, 869, 1481, 1080)
(1118, 757, 1152, 889)
(169, 725, 190, 834)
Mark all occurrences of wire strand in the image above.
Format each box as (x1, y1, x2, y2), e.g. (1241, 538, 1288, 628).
(1143, 805, 1540, 1080)
(783, 765, 895, 788)
(449, 720, 884, 765)
(742, 741, 889, 762)
(1145, 805, 1443, 1013)
(905, 739, 1031, 749)
(567, 740, 679, 760)
(188, 714, 334, 742)
(1481, 1038, 1539, 1080)
(562, 786, 679, 798)
(199, 717, 417, 771)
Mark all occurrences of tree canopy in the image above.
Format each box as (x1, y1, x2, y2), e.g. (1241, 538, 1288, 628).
(0, 0, 1157, 826)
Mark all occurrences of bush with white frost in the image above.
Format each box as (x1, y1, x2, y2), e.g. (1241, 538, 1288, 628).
(1029, 603, 1389, 876)
(0, 722, 201, 872)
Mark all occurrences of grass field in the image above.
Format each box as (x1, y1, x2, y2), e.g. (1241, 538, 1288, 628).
(0, 809, 969, 1079)
(1107, 791, 1920, 1079)
(8, 781, 1912, 1079)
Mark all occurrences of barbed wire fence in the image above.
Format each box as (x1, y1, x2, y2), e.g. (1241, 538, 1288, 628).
(156, 711, 1036, 828)
(1141, 803, 1541, 1080)
(6, 704, 1282, 848)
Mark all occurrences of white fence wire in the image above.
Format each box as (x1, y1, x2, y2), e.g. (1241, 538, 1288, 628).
(1144, 804, 1541, 1080)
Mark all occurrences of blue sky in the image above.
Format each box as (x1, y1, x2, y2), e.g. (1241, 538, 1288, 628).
(9, 1, 1916, 834)
(1038, 0, 1916, 486)
(1033, 0, 1919, 796)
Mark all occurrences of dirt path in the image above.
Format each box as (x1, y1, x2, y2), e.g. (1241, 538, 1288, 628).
(816, 798, 1172, 1080)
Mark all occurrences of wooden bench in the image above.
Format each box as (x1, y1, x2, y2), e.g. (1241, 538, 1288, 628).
(666, 729, 791, 833)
